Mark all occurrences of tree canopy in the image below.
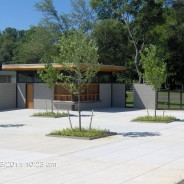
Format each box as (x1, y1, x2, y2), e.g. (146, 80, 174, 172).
(0, 0, 184, 88)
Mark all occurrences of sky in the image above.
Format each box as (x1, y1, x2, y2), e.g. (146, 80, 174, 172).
(0, 0, 72, 31)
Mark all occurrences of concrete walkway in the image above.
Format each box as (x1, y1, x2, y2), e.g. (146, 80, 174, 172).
(0, 108, 184, 184)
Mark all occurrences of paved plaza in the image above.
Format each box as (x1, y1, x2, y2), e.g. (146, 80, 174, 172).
(0, 108, 184, 184)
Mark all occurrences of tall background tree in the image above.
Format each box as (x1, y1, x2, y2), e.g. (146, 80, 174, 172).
(13, 26, 57, 64)
(90, 0, 165, 83)
(0, 27, 26, 64)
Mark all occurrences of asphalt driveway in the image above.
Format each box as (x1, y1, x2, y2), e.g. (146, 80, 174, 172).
(0, 108, 184, 184)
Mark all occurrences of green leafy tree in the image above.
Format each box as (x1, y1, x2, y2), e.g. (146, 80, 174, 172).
(71, 0, 96, 33)
(13, 26, 57, 64)
(35, 0, 95, 33)
(54, 31, 99, 131)
(38, 63, 60, 113)
(35, 0, 72, 33)
(92, 19, 130, 66)
(164, 0, 184, 89)
(141, 45, 167, 116)
(0, 27, 26, 64)
(90, 0, 165, 83)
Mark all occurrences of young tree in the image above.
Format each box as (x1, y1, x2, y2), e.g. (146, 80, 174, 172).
(54, 31, 99, 131)
(38, 63, 60, 113)
(141, 45, 167, 116)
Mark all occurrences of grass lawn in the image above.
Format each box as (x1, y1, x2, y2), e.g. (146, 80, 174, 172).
(126, 90, 133, 108)
(126, 90, 184, 110)
(157, 91, 184, 110)
(178, 180, 184, 184)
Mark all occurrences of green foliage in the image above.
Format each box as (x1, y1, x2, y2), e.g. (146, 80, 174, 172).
(35, 0, 95, 33)
(54, 31, 99, 95)
(54, 31, 99, 131)
(90, 0, 124, 20)
(164, 0, 184, 88)
(71, 0, 96, 33)
(92, 19, 131, 66)
(38, 63, 60, 89)
(178, 180, 184, 184)
(37, 63, 60, 113)
(141, 45, 167, 91)
(91, 0, 165, 83)
(13, 26, 57, 64)
(35, 0, 71, 33)
(50, 127, 110, 137)
(33, 112, 68, 118)
(0, 0, 184, 88)
(133, 115, 176, 122)
(0, 27, 26, 64)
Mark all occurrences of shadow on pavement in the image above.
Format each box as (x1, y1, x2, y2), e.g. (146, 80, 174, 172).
(0, 124, 25, 128)
(119, 132, 160, 138)
(93, 108, 143, 113)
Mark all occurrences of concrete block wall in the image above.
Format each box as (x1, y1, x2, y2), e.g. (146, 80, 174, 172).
(99, 83, 112, 107)
(0, 83, 125, 111)
(133, 84, 156, 109)
(33, 83, 54, 110)
(54, 101, 75, 111)
(17, 83, 26, 108)
(112, 84, 125, 108)
(33, 84, 75, 110)
(32, 83, 125, 111)
(0, 83, 16, 110)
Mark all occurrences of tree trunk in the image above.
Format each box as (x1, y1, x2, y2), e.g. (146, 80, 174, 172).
(155, 91, 158, 117)
(135, 46, 143, 84)
(78, 80, 82, 131)
(51, 98, 54, 113)
(78, 94, 81, 131)
(51, 87, 54, 113)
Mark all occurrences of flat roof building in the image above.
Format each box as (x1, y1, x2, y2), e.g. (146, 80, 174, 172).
(0, 64, 126, 111)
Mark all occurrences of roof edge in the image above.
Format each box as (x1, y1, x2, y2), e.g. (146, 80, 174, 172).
(2, 64, 126, 72)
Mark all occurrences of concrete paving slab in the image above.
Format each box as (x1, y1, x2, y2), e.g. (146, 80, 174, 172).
(0, 108, 184, 184)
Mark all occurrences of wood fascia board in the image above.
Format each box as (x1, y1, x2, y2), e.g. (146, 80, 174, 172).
(2, 64, 126, 72)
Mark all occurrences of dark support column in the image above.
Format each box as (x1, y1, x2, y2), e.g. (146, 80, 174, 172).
(155, 91, 158, 110)
(16, 84, 17, 108)
(180, 91, 182, 110)
(111, 83, 113, 107)
(168, 91, 170, 109)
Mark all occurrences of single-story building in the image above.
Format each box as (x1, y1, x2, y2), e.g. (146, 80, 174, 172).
(0, 64, 126, 111)
(0, 71, 16, 83)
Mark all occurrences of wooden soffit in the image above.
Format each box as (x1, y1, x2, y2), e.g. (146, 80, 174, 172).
(2, 64, 126, 72)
